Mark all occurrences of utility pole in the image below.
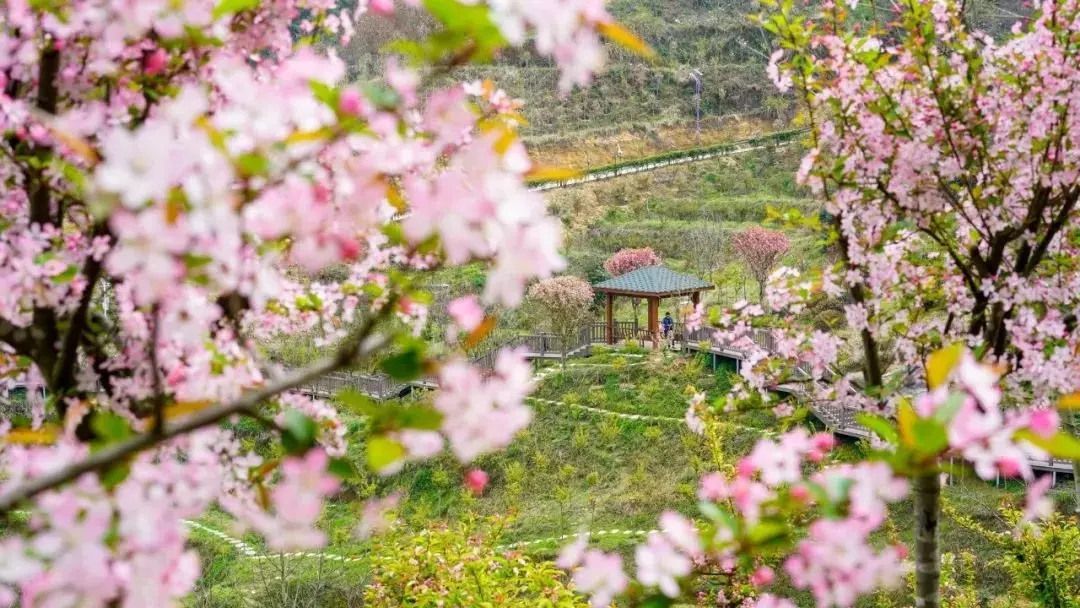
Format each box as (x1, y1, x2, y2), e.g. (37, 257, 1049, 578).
(690, 69, 703, 145)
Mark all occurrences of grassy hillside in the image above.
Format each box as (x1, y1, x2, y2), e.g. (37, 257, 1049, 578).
(187, 346, 1076, 607)
(546, 141, 828, 314)
(336, 0, 1031, 148)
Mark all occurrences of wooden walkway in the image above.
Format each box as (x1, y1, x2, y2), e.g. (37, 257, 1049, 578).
(295, 322, 787, 400)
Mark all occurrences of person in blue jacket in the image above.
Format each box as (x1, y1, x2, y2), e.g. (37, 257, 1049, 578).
(662, 311, 675, 341)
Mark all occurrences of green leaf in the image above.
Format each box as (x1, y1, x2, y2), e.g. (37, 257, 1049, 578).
(281, 410, 317, 455)
(926, 343, 965, 389)
(933, 392, 966, 424)
(100, 462, 131, 489)
(641, 596, 675, 608)
(1015, 429, 1080, 460)
(366, 436, 406, 473)
(212, 0, 260, 20)
(91, 412, 132, 443)
(50, 265, 79, 284)
(380, 347, 425, 381)
(748, 521, 788, 546)
(399, 405, 443, 431)
(336, 389, 379, 417)
(360, 83, 400, 111)
(235, 152, 270, 178)
(328, 457, 358, 481)
(897, 399, 917, 447)
(855, 413, 898, 444)
(310, 80, 339, 109)
(911, 418, 948, 457)
(182, 253, 214, 270)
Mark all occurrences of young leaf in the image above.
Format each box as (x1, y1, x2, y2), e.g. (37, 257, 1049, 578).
(380, 347, 425, 381)
(596, 21, 657, 60)
(336, 389, 379, 417)
(927, 391, 962, 424)
(100, 462, 131, 489)
(896, 399, 917, 447)
(328, 457, 359, 481)
(281, 410, 317, 454)
(855, 413, 898, 444)
(366, 436, 406, 473)
(462, 315, 496, 349)
(163, 400, 214, 421)
(50, 265, 79, 284)
(1015, 429, 1080, 460)
(1058, 392, 1080, 410)
(910, 419, 948, 457)
(399, 405, 443, 431)
(926, 343, 964, 389)
(91, 412, 132, 443)
(212, 0, 260, 19)
(3, 426, 59, 445)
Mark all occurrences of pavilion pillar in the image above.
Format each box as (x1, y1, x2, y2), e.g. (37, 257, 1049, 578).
(648, 296, 660, 349)
(605, 293, 614, 345)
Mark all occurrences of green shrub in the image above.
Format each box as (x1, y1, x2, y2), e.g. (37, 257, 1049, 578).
(367, 518, 587, 608)
(999, 512, 1080, 607)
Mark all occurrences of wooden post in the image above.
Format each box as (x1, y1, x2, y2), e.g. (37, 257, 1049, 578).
(648, 296, 660, 349)
(605, 293, 614, 345)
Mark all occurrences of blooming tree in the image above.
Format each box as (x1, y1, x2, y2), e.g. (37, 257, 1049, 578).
(603, 247, 661, 323)
(731, 226, 791, 303)
(557, 1, 1080, 607)
(603, 247, 662, 277)
(0, 0, 654, 604)
(527, 275, 595, 365)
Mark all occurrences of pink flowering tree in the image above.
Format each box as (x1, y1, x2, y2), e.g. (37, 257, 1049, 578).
(603, 247, 661, 322)
(731, 226, 791, 303)
(527, 275, 595, 366)
(556, 1, 1080, 607)
(0, 0, 655, 604)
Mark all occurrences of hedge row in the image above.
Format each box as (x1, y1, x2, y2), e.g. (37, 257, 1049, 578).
(527, 128, 809, 187)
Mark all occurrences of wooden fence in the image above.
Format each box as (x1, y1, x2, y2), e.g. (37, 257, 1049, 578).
(294, 323, 789, 400)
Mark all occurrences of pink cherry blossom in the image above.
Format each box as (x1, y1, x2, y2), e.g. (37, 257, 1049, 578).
(355, 493, 400, 540)
(572, 550, 628, 608)
(447, 295, 485, 334)
(464, 469, 489, 495)
(635, 533, 692, 598)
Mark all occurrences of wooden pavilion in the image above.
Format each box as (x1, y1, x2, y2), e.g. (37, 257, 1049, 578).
(594, 266, 713, 348)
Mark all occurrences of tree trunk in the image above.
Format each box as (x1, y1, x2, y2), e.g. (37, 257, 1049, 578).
(914, 473, 941, 608)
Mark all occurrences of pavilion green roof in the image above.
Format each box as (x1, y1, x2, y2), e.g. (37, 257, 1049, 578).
(594, 265, 713, 296)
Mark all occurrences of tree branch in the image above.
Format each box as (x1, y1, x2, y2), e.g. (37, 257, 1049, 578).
(0, 329, 390, 512)
(52, 239, 106, 394)
(150, 305, 164, 437)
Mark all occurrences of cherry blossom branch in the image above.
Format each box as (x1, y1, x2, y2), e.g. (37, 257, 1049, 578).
(149, 305, 164, 437)
(52, 236, 107, 399)
(0, 321, 392, 513)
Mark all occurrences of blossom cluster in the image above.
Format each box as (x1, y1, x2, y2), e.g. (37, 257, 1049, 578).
(527, 275, 595, 311)
(0, 0, 614, 603)
(433, 347, 534, 462)
(559, 427, 910, 607)
(602, 247, 661, 277)
(730, 227, 791, 290)
(0, 428, 252, 606)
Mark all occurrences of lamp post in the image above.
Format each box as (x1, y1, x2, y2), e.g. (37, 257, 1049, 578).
(689, 69, 703, 145)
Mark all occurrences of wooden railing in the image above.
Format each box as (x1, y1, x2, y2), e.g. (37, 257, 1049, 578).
(293, 323, 786, 400)
(302, 370, 408, 401)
